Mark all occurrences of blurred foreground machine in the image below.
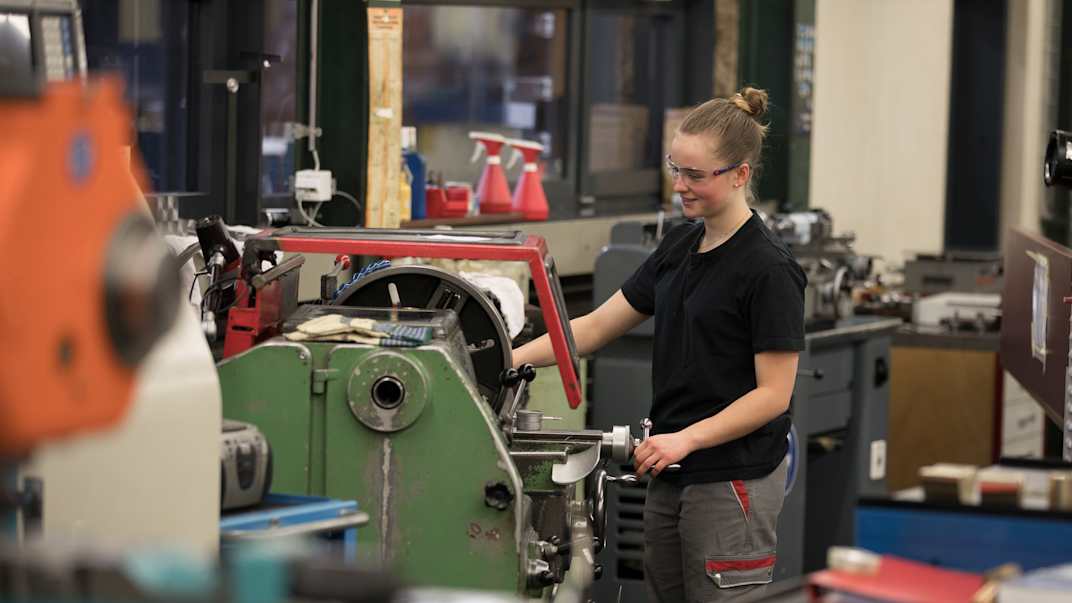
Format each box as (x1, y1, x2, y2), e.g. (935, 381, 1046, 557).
(0, 8, 228, 601)
(217, 228, 649, 597)
(591, 215, 898, 602)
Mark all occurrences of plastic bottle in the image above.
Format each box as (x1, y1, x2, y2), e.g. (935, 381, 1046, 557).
(401, 127, 427, 220)
(399, 159, 412, 223)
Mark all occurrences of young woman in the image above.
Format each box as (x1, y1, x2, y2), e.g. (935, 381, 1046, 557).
(512, 87, 805, 602)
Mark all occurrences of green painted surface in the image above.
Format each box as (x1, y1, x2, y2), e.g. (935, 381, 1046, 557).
(323, 345, 520, 591)
(525, 359, 587, 431)
(219, 343, 313, 494)
(219, 339, 523, 593)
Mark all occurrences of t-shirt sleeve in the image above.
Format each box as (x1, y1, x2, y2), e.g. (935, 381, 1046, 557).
(749, 261, 807, 352)
(621, 224, 692, 315)
(620, 248, 659, 315)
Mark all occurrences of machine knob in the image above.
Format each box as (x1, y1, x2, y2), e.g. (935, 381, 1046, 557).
(601, 425, 634, 464)
(527, 559, 555, 589)
(592, 563, 604, 581)
(518, 363, 537, 383)
(500, 367, 521, 387)
(484, 481, 513, 511)
(548, 535, 570, 556)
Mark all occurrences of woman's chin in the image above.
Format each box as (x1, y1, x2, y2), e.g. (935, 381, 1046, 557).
(681, 200, 705, 217)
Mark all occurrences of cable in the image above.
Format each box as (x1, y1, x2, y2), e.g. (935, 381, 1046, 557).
(294, 191, 361, 228)
(188, 270, 210, 304)
(201, 276, 240, 316)
(312, 148, 321, 172)
(177, 242, 202, 267)
(295, 199, 325, 227)
(334, 190, 363, 226)
(308, 0, 320, 157)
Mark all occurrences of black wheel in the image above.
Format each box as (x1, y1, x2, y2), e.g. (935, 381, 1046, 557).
(332, 265, 513, 411)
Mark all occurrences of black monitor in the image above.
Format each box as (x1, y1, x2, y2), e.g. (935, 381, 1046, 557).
(0, 12, 34, 94)
(1001, 228, 1072, 461)
(0, 2, 83, 98)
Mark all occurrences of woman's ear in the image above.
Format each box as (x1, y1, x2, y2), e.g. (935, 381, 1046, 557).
(735, 163, 751, 189)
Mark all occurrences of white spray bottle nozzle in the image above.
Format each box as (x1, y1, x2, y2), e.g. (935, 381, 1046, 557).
(506, 147, 523, 170)
(470, 142, 485, 164)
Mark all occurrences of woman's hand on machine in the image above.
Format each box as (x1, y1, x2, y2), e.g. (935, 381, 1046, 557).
(634, 432, 694, 477)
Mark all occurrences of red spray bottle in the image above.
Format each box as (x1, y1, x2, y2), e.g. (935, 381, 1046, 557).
(468, 131, 513, 214)
(506, 138, 549, 221)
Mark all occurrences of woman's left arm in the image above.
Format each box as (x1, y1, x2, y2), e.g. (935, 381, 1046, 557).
(634, 351, 799, 476)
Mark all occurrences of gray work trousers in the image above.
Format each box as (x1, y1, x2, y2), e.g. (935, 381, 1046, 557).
(643, 458, 788, 603)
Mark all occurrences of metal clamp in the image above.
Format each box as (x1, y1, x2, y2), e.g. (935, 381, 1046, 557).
(221, 511, 370, 542)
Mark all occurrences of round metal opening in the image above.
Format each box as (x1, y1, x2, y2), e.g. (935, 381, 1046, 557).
(371, 376, 405, 409)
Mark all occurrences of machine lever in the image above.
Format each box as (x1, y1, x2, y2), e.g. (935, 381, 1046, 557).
(635, 418, 681, 471)
(798, 368, 824, 380)
(501, 363, 537, 430)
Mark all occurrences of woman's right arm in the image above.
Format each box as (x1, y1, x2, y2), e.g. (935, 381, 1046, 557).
(512, 290, 649, 368)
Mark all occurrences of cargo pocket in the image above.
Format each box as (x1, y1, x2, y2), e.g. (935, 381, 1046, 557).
(705, 551, 776, 588)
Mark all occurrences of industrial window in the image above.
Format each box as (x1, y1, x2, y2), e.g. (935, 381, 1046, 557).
(81, 0, 192, 192)
(261, 0, 298, 201)
(402, 5, 572, 189)
(580, 2, 688, 208)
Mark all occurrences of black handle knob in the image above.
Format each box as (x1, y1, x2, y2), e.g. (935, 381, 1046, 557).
(518, 363, 537, 383)
(874, 357, 889, 387)
(593, 563, 604, 581)
(483, 481, 513, 511)
(499, 368, 520, 387)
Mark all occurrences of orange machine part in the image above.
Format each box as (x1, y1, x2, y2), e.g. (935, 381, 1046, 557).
(0, 78, 149, 456)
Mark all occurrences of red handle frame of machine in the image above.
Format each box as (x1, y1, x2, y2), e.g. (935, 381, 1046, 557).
(223, 228, 583, 409)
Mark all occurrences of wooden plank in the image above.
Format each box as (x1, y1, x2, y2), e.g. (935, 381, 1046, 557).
(887, 346, 998, 490)
(714, 0, 739, 98)
(365, 7, 403, 228)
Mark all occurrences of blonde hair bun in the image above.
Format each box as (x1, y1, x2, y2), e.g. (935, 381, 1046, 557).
(732, 87, 769, 121)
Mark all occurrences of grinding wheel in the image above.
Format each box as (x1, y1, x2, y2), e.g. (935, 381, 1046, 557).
(333, 265, 513, 411)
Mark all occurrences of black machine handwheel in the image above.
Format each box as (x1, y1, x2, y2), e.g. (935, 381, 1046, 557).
(332, 265, 514, 411)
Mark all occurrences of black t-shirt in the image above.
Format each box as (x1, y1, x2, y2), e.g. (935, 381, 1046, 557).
(621, 211, 807, 485)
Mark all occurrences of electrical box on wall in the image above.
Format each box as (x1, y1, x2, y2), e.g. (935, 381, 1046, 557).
(294, 169, 334, 202)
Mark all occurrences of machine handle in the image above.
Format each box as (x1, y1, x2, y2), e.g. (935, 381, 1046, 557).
(221, 511, 370, 542)
(635, 418, 681, 471)
(518, 363, 537, 382)
(251, 254, 307, 289)
(500, 364, 537, 428)
(797, 368, 824, 380)
(500, 367, 520, 387)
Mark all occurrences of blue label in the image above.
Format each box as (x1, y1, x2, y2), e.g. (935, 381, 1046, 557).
(69, 132, 94, 184)
(785, 423, 799, 496)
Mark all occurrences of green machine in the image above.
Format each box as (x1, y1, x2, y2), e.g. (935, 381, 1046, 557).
(216, 229, 642, 597)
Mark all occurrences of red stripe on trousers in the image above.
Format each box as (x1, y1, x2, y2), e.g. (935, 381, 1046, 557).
(732, 479, 750, 518)
(705, 556, 777, 573)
